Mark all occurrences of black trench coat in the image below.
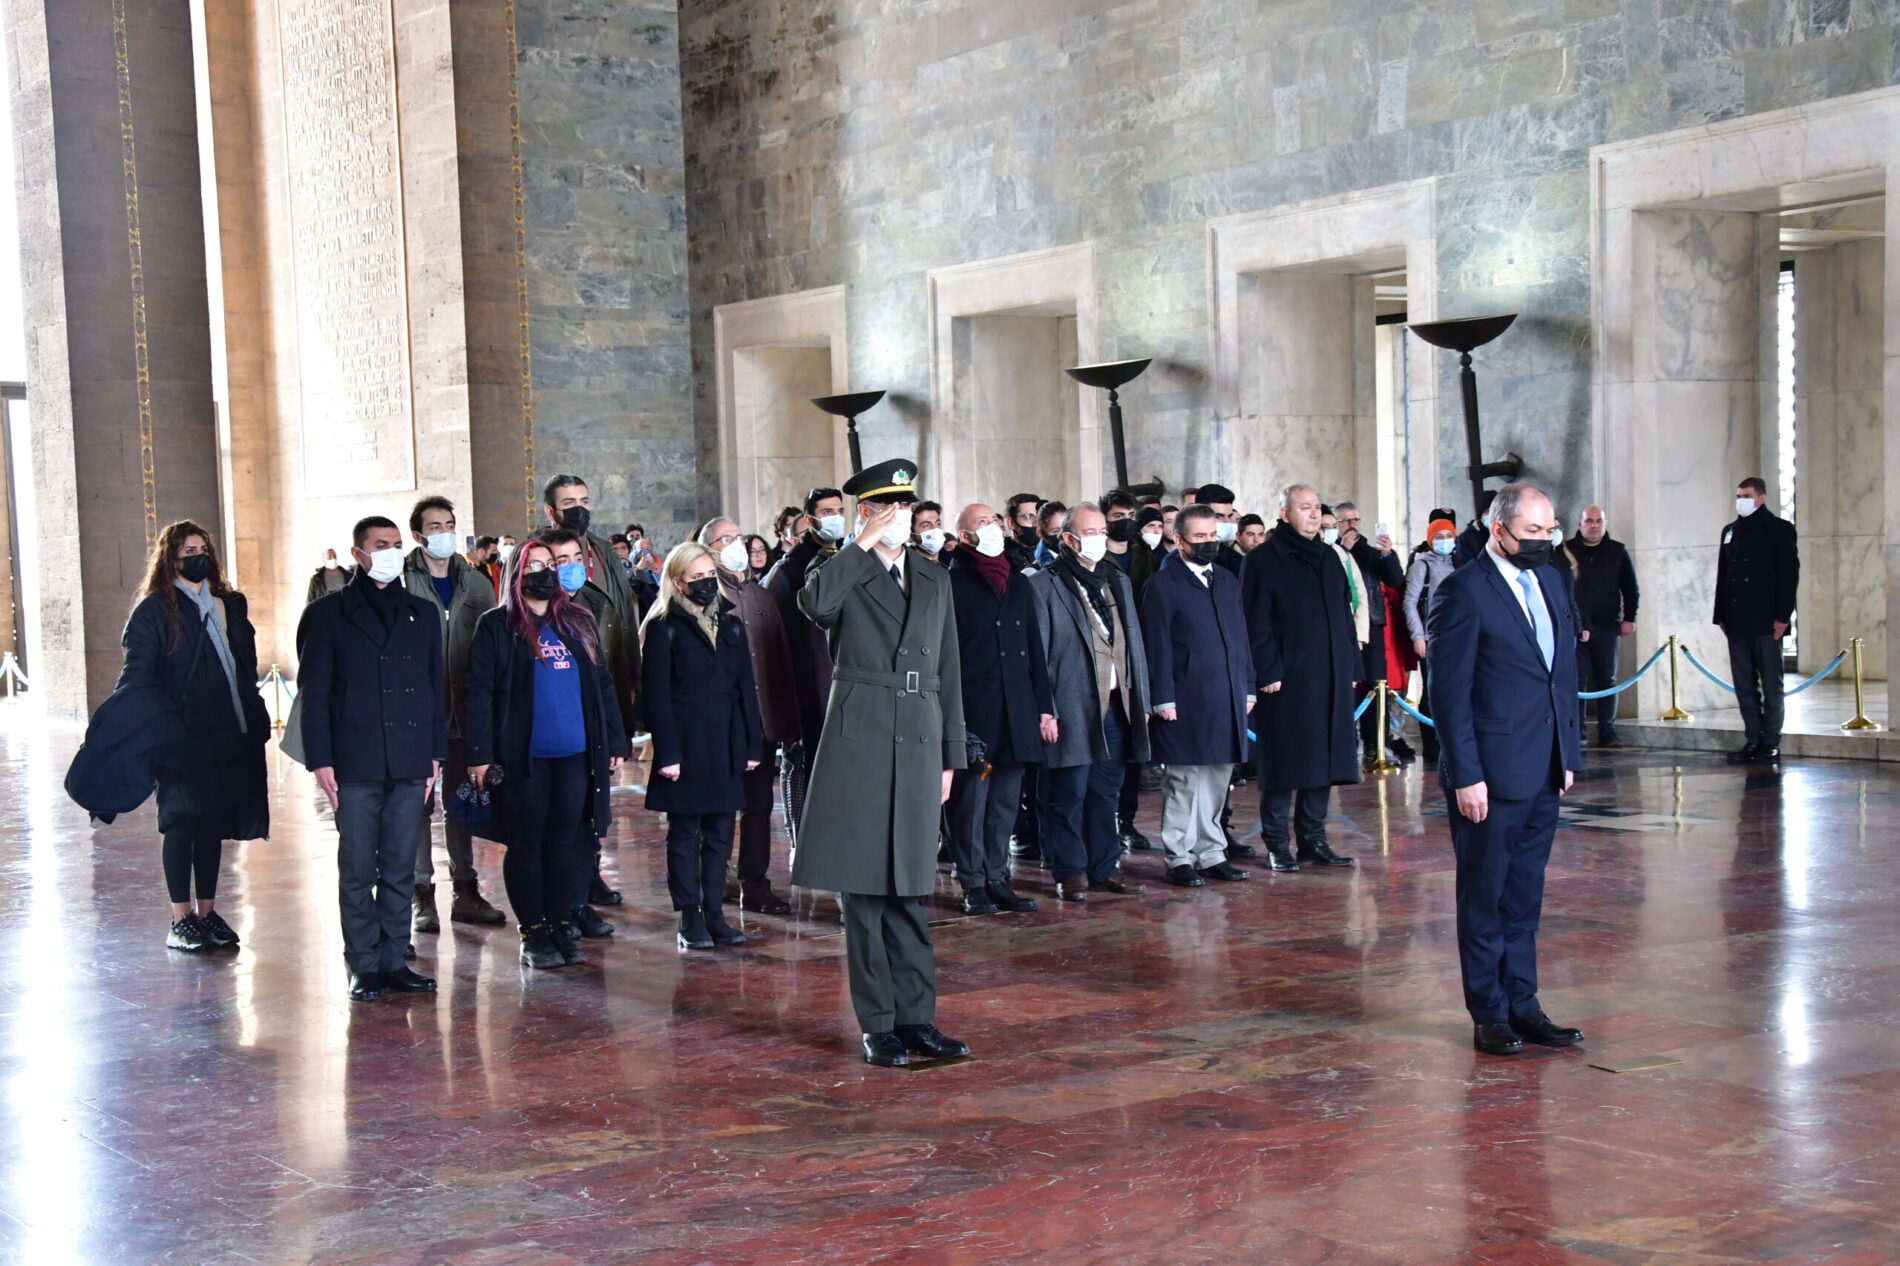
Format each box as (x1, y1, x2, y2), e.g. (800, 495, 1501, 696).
(793, 545, 967, 897)
(462, 608, 625, 846)
(945, 556, 1052, 768)
(639, 602, 763, 816)
(1241, 529, 1361, 792)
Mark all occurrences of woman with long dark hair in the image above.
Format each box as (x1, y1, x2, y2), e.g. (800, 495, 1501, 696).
(463, 539, 625, 969)
(744, 534, 773, 582)
(72, 521, 270, 951)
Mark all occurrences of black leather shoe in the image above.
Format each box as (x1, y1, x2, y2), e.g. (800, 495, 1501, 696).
(1473, 1021, 1524, 1055)
(1166, 864, 1205, 887)
(1726, 743, 1761, 765)
(1055, 879, 1088, 903)
(740, 883, 792, 915)
(862, 1031, 910, 1067)
(588, 875, 624, 906)
(1297, 840, 1354, 867)
(384, 966, 437, 993)
(960, 888, 998, 915)
(1097, 876, 1146, 895)
(348, 971, 384, 1002)
(570, 904, 615, 938)
(1510, 1010, 1584, 1047)
(702, 903, 746, 946)
(894, 1023, 970, 1059)
(1199, 861, 1250, 882)
(1596, 729, 1621, 748)
(1225, 839, 1257, 860)
(986, 883, 1038, 912)
(1266, 843, 1300, 872)
(677, 908, 714, 950)
(1755, 744, 1781, 762)
(1119, 821, 1153, 851)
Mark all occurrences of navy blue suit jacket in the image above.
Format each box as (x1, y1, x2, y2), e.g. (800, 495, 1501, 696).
(1426, 553, 1582, 801)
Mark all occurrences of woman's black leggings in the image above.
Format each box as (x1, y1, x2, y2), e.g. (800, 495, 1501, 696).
(162, 834, 223, 905)
(503, 754, 588, 927)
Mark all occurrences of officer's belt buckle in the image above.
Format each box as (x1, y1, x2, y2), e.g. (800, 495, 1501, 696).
(904, 671, 920, 693)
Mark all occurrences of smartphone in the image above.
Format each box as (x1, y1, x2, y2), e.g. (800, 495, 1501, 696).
(1374, 522, 1390, 540)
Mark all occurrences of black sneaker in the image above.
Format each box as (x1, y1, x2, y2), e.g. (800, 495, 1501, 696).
(518, 924, 563, 969)
(199, 910, 240, 948)
(547, 920, 585, 966)
(167, 914, 211, 952)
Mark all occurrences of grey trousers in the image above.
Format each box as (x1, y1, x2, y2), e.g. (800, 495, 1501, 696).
(414, 735, 474, 884)
(1160, 763, 1234, 870)
(839, 892, 936, 1032)
(948, 760, 1026, 891)
(1726, 632, 1785, 746)
(337, 780, 427, 973)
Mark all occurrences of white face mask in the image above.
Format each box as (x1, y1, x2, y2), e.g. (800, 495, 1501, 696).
(878, 507, 914, 551)
(1074, 533, 1108, 564)
(816, 514, 846, 541)
(717, 538, 750, 573)
(1214, 521, 1237, 543)
(323, 555, 341, 570)
(499, 543, 516, 560)
(1432, 538, 1456, 556)
(1320, 528, 1340, 546)
(1140, 529, 1163, 550)
(423, 532, 458, 560)
(1735, 496, 1759, 517)
(918, 528, 946, 554)
(973, 522, 1006, 557)
(363, 546, 404, 584)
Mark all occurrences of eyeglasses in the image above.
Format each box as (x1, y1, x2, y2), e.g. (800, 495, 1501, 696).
(523, 561, 550, 573)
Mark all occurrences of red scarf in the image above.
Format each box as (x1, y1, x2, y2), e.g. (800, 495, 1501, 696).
(967, 547, 1012, 595)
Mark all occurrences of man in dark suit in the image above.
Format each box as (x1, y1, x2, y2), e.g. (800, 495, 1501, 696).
(1141, 505, 1253, 887)
(1427, 482, 1584, 1056)
(795, 459, 969, 1069)
(296, 516, 447, 1003)
(1192, 483, 1247, 576)
(945, 502, 1053, 915)
(1715, 476, 1799, 763)
(764, 484, 844, 844)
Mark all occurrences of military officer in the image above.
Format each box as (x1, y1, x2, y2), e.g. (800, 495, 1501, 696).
(795, 458, 971, 1068)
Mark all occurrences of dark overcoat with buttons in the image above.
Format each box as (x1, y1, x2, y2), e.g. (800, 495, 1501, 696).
(294, 571, 447, 783)
(1139, 560, 1252, 768)
(792, 545, 967, 897)
(945, 555, 1052, 768)
(638, 602, 763, 816)
(1712, 508, 1799, 636)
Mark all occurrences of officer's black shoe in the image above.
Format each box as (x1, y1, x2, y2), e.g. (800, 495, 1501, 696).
(960, 888, 998, 916)
(862, 1031, 910, 1067)
(1166, 864, 1205, 888)
(1266, 843, 1301, 873)
(1726, 743, 1761, 764)
(894, 1023, 970, 1059)
(986, 883, 1038, 912)
(1474, 1021, 1524, 1055)
(384, 966, 438, 993)
(570, 904, 615, 938)
(1198, 861, 1250, 882)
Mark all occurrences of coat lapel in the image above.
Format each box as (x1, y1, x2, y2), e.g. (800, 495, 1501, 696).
(342, 584, 392, 646)
(858, 553, 909, 627)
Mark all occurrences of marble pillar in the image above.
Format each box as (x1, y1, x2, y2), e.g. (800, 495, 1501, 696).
(5, 0, 224, 716)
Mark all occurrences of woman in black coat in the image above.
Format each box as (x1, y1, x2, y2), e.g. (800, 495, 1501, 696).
(640, 542, 763, 951)
(84, 520, 270, 952)
(463, 539, 625, 970)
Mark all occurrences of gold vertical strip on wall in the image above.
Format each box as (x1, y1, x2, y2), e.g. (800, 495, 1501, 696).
(505, 0, 535, 529)
(112, 0, 158, 549)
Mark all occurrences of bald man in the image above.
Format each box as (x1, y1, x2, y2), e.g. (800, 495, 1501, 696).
(1562, 505, 1639, 747)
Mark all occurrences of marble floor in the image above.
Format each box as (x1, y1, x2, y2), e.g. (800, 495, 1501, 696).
(3, 701, 1898, 1265)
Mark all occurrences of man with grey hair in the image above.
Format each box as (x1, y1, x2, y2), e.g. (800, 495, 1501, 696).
(1240, 484, 1361, 872)
(1029, 502, 1154, 903)
(1427, 481, 1584, 1057)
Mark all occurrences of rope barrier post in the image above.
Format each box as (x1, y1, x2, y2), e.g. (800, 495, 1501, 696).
(0, 651, 25, 697)
(1369, 683, 1401, 775)
(1660, 635, 1691, 722)
(1841, 638, 1883, 733)
(268, 664, 288, 733)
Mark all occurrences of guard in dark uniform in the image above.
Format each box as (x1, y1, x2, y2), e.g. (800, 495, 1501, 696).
(1715, 476, 1799, 763)
(795, 459, 971, 1068)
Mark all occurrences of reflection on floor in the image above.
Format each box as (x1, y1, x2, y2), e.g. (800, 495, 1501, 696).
(3, 702, 1897, 1264)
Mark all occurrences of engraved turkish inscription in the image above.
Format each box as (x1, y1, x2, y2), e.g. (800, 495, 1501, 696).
(279, 0, 415, 493)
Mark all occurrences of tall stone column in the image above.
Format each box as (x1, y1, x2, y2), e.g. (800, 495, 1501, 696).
(4, 0, 223, 717)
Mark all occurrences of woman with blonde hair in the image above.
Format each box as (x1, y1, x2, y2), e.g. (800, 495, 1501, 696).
(640, 542, 763, 949)
(68, 521, 270, 951)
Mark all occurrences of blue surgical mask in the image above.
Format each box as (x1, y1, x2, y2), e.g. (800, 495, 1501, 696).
(556, 560, 587, 593)
(1432, 538, 1455, 556)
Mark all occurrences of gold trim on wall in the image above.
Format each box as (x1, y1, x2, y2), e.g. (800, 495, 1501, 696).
(505, 0, 535, 530)
(112, 0, 157, 550)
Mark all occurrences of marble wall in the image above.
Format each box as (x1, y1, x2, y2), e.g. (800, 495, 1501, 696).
(679, 0, 1900, 529)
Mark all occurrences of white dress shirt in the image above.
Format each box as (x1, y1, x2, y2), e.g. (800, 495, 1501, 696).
(1487, 541, 1540, 626)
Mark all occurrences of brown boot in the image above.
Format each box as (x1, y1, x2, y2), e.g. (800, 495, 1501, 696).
(412, 881, 440, 934)
(450, 877, 506, 925)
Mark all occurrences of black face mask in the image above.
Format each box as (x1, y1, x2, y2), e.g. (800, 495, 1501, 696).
(1502, 527, 1553, 571)
(1014, 524, 1038, 547)
(1187, 541, 1222, 566)
(558, 506, 592, 536)
(179, 554, 213, 584)
(685, 577, 720, 607)
(1106, 518, 1136, 543)
(523, 569, 560, 599)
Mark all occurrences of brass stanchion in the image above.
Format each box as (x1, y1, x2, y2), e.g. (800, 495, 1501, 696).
(1369, 683, 1401, 775)
(265, 663, 289, 732)
(1660, 635, 1691, 722)
(1841, 637, 1883, 732)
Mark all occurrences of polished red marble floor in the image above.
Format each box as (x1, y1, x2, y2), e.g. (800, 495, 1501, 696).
(4, 701, 1899, 1264)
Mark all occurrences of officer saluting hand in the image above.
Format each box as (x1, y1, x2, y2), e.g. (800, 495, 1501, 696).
(793, 458, 970, 1068)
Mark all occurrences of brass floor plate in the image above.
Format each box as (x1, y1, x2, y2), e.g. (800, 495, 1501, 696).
(1588, 1054, 1684, 1073)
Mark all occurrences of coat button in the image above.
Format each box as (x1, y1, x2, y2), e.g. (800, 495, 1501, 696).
(899, 648, 908, 655)
(921, 646, 930, 655)
(919, 735, 928, 742)
(895, 735, 904, 743)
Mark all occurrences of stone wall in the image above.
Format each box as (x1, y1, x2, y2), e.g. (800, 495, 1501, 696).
(680, 0, 1900, 522)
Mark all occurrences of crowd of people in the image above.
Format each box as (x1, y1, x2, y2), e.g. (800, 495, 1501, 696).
(72, 459, 1815, 1063)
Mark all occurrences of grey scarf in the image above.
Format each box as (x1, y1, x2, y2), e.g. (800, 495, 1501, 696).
(176, 580, 247, 733)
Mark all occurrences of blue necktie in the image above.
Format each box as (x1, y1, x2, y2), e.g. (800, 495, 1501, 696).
(1518, 571, 1553, 671)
